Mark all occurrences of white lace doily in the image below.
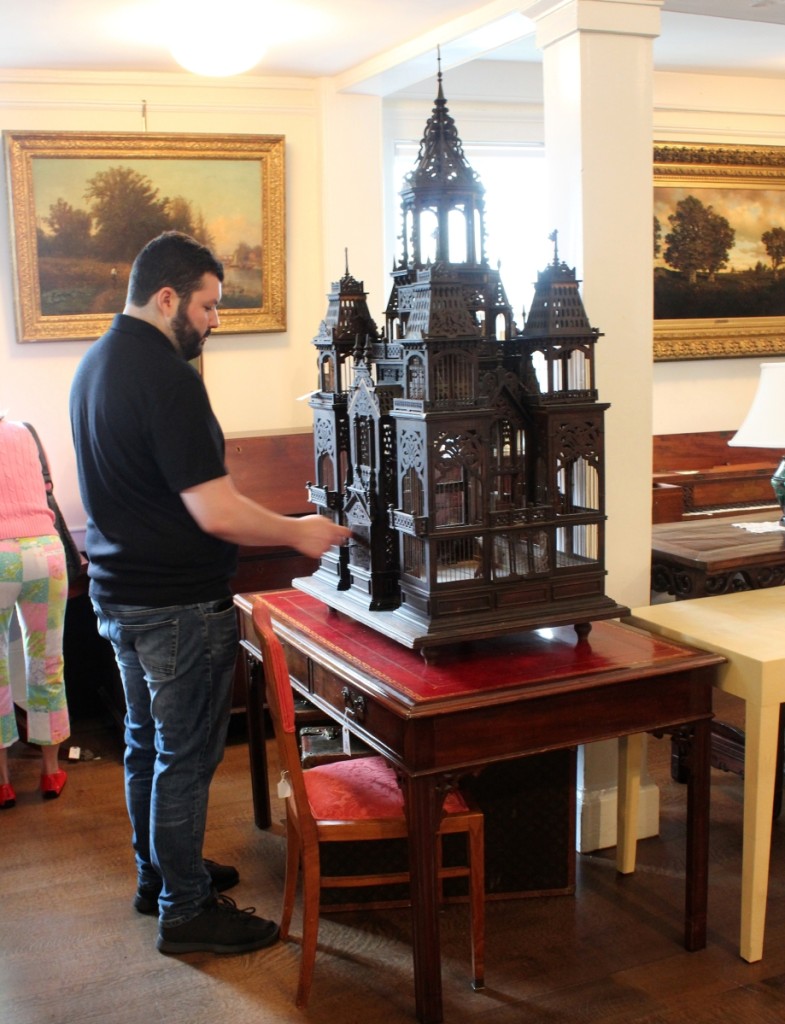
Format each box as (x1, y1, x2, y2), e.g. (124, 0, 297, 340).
(732, 521, 784, 533)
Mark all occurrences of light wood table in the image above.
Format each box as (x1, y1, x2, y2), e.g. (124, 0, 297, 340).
(626, 587, 785, 963)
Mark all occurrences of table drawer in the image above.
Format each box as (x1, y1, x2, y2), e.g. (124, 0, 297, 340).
(280, 639, 310, 690)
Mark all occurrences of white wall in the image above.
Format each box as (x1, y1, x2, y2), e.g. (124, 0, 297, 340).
(0, 70, 383, 532)
(3, 60, 785, 537)
(392, 59, 785, 436)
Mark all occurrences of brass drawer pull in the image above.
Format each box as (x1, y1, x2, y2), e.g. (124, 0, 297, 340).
(341, 686, 366, 723)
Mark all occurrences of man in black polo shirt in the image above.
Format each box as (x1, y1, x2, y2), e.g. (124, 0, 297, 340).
(70, 231, 349, 955)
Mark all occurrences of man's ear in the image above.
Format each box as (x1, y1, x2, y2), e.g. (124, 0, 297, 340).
(156, 286, 179, 318)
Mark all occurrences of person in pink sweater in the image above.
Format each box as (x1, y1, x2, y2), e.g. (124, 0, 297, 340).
(0, 414, 70, 807)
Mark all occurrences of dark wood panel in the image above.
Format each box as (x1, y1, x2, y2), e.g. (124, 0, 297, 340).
(224, 430, 314, 515)
(652, 430, 778, 523)
(653, 430, 774, 473)
(650, 511, 785, 599)
(227, 432, 318, 710)
(226, 430, 318, 593)
(225, 430, 317, 602)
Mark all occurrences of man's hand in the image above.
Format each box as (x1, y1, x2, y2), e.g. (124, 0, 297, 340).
(291, 514, 352, 559)
(181, 474, 351, 555)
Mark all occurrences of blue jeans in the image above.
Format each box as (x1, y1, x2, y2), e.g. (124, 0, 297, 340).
(92, 597, 238, 926)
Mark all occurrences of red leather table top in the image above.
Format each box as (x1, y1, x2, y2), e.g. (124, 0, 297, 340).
(256, 588, 719, 710)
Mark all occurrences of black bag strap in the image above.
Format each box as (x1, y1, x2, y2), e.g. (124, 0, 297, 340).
(22, 421, 54, 493)
(21, 421, 83, 580)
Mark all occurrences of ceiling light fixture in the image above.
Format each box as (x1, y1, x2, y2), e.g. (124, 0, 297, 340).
(167, 0, 267, 76)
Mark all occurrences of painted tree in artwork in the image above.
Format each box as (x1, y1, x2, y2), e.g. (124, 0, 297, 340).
(84, 166, 171, 261)
(663, 195, 735, 283)
(762, 226, 785, 274)
(39, 198, 92, 257)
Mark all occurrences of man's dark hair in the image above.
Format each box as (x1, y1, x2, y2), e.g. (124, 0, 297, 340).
(127, 231, 224, 306)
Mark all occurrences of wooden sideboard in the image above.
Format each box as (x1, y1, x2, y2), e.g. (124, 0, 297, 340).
(63, 430, 318, 723)
(224, 430, 318, 592)
(651, 511, 785, 600)
(653, 430, 778, 524)
(224, 430, 319, 712)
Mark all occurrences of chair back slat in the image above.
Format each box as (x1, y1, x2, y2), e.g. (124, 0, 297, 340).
(251, 599, 319, 845)
(252, 601, 296, 734)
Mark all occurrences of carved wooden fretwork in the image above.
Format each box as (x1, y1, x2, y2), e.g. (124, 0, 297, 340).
(298, 69, 627, 651)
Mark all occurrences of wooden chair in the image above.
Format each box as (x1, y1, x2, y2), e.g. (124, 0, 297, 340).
(251, 599, 485, 1008)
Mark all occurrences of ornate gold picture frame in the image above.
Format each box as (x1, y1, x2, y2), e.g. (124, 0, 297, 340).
(4, 131, 286, 342)
(654, 142, 785, 361)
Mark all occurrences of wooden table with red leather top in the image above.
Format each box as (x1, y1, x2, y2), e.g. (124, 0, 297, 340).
(235, 589, 723, 1024)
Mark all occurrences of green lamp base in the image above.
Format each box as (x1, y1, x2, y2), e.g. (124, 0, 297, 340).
(771, 455, 785, 527)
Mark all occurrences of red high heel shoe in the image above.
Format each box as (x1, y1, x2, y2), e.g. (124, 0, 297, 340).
(40, 770, 67, 800)
(0, 782, 16, 809)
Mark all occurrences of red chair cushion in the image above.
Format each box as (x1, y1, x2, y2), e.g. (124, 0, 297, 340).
(304, 755, 469, 821)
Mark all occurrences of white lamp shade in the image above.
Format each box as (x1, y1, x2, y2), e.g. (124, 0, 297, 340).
(729, 362, 785, 449)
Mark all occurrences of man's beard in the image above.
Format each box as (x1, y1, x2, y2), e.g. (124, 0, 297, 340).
(172, 300, 208, 361)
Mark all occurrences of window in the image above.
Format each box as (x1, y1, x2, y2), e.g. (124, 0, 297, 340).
(394, 143, 550, 325)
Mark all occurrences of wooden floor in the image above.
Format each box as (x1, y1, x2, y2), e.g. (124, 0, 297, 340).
(3, 689, 785, 1024)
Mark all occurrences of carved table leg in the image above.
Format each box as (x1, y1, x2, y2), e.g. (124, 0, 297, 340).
(244, 650, 272, 829)
(403, 772, 448, 1024)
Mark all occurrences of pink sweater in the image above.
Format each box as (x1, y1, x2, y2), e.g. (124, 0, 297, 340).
(0, 419, 57, 539)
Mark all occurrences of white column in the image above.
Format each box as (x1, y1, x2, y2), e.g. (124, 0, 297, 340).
(525, 0, 663, 850)
(317, 83, 387, 310)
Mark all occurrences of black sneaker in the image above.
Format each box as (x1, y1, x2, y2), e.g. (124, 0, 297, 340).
(133, 858, 240, 915)
(156, 894, 279, 954)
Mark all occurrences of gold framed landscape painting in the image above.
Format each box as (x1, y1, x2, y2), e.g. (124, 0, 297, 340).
(654, 142, 785, 361)
(3, 131, 286, 342)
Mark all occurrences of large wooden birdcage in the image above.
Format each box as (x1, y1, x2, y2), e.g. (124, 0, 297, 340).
(297, 70, 627, 654)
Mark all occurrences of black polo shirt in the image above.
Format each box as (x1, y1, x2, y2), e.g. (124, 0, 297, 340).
(69, 314, 237, 605)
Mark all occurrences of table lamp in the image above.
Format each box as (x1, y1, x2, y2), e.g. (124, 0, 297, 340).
(728, 361, 785, 526)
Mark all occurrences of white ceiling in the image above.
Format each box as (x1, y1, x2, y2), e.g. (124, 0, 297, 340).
(2, 0, 785, 92)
